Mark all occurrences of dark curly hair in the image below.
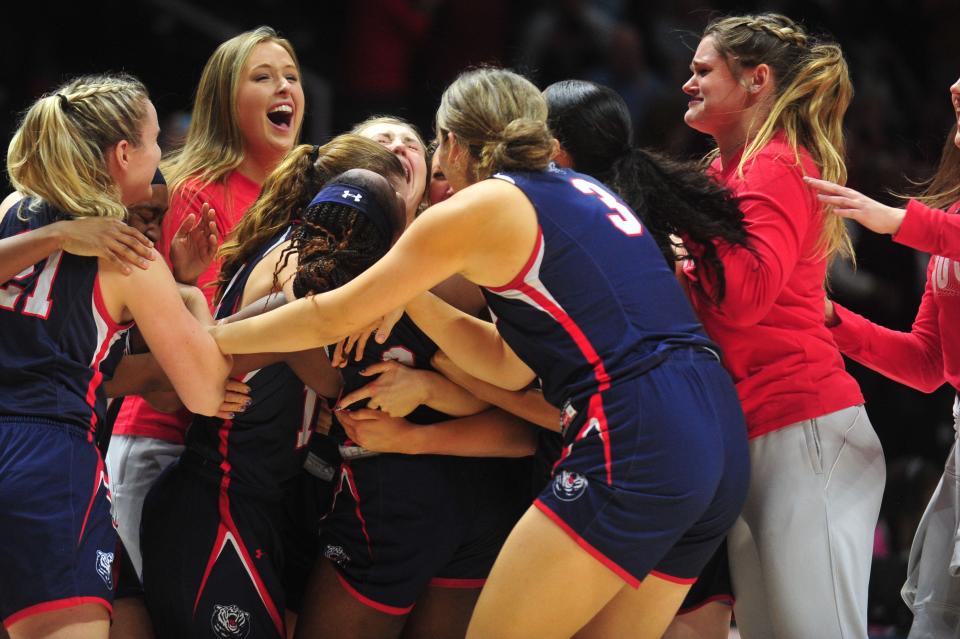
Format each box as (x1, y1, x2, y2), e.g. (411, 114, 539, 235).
(544, 79, 749, 303)
(285, 169, 402, 298)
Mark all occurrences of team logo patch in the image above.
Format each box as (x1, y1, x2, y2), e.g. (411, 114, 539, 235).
(324, 544, 351, 567)
(552, 469, 589, 502)
(211, 604, 251, 638)
(95, 550, 114, 589)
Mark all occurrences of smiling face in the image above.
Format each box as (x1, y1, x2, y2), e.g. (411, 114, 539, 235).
(356, 121, 427, 222)
(682, 36, 752, 140)
(235, 41, 305, 162)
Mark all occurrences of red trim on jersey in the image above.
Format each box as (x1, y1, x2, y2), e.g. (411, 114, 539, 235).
(677, 594, 734, 615)
(429, 577, 486, 589)
(341, 463, 373, 558)
(533, 498, 640, 588)
(77, 452, 105, 545)
(486, 227, 543, 293)
(92, 273, 133, 332)
(333, 570, 414, 616)
(503, 235, 614, 483)
(191, 420, 285, 637)
(4, 596, 112, 629)
(648, 570, 698, 585)
(83, 274, 131, 442)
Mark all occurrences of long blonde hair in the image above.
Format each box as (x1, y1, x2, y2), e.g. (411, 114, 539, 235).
(6, 73, 149, 220)
(162, 26, 300, 197)
(705, 13, 853, 260)
(436, 68, 555, 183)
(216, 134, 403, 298)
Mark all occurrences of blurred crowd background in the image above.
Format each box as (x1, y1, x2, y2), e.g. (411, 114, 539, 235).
(2, 0, 959, 634)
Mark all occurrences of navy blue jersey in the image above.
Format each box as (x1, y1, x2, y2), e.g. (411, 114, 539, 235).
(0, 198, 130, 439)
(335, 314, 446, 442)
(185, 229, 322, 498)
(482, 168, 718, 406)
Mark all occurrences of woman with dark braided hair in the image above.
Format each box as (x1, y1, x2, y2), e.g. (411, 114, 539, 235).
(682, 13, 883, 638)
(290, 170, 534, 639)
(139, 136, 406, 639)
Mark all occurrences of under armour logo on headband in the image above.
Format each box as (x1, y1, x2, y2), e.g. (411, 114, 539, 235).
(341, 190, 362, 203)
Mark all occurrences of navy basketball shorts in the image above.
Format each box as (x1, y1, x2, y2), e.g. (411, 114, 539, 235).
(140, 462, 290, 639)
(0, 419, 117, 628)
(320, 454, 533, 614)
(678, 539, 734, 613)
(536, 348, 750, 587)
(281, 464, 338, 614)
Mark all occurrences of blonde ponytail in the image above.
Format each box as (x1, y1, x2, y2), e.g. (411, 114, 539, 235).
(6, 74, 149, 219)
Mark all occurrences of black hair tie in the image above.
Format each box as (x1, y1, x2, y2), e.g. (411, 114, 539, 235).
(57, 93, 71, 110)
(308, 144, 320, 163)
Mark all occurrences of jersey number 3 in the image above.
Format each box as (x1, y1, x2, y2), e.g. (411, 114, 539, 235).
(570, 178, 643, 237)
(0, 250, 63, 319)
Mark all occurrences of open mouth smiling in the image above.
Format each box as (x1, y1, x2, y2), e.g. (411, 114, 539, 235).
(267, 104, 294, 129)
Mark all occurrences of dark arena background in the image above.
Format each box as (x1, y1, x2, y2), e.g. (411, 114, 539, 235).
(2, 1, 959, 635)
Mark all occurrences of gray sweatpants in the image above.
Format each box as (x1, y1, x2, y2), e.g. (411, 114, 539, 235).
(902, 397, 960, 638)
(729, 405, 885, 639)
(105, 434, 184, 580)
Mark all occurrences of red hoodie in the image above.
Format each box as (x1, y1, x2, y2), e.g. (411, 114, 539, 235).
(112, 171, 260, 442)
(830, 200, 960, 394)
(688, 131, 863, 439)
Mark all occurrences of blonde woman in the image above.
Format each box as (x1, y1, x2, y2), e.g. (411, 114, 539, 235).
(680, 13, 884, 638)
(0, 74, 231, 639)
(107, 25, 305, 579)
(211, 67, 749, 639)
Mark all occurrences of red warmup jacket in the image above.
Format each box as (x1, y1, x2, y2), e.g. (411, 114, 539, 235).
(687, 131, 863, 439)
(113, 171, 261, 443)
(830, 200, 960, 394)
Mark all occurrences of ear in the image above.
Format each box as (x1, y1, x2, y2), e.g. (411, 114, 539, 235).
(446, 131, 466, 166)
(104, 140, 131, 186)
(747, 63, 773, 96)
(552, 141, 573, 169)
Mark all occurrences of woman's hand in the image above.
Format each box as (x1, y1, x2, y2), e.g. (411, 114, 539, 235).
(803, 176, 906, 235)
(329, 307, 405, 367)
(170, 204, 218, 285)
(337, 408, 422, 454)
(54, 216, 155, 274)
(336, 360, 429, 417)
(215, 378, 252, 420)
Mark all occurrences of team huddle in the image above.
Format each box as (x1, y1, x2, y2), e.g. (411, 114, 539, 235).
(2, 10, 960, 639)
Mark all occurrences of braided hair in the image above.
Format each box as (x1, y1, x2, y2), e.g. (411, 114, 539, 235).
(7, 73, 150, 220)
(704, 12, 854, 261)
(287, 169, 403, 298)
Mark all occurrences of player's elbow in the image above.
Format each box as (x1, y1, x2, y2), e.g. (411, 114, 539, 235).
(179, 381, 226, 417)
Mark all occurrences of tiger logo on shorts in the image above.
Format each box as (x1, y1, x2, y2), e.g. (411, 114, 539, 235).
(211, 604, 251, 638)
(552, 469, 588, 502)
(324, 544, 351, 567)
(95, 550, 114, 589)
